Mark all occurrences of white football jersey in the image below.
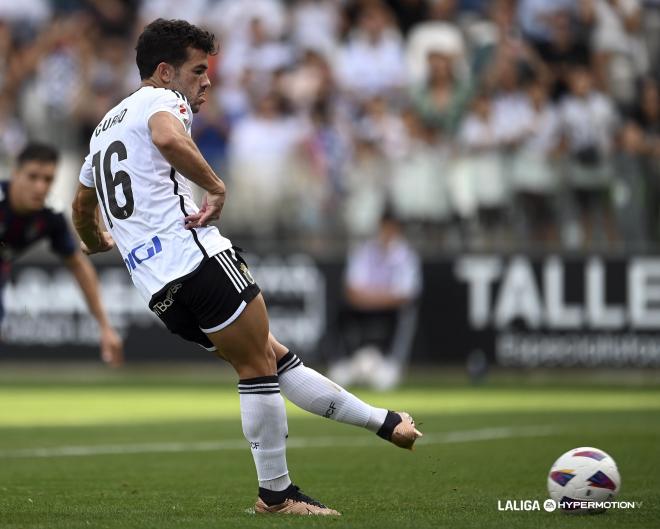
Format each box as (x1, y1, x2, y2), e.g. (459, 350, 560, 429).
(79, 86, 231, 302)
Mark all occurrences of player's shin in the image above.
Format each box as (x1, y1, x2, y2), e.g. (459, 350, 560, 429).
(238, 376, 292, 492)
(276, 352, 388, 432)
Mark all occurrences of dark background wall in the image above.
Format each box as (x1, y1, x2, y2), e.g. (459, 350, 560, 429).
(3, 254, 660, 367)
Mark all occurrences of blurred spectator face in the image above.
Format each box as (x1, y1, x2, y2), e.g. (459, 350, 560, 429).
(427, 51, 452, 83)
(528, 81, 548, 108)
(402, 109, 428, 140)
(360, 6, 388, 42)
(0, 21, 11, 50)
(11, 160, 56, 212)
(355, 138, 379, 160)
(497, 61, 520, 92)
(550, 11, 573, 47)
(255, 93, 280, 118)
(640, 79, 659, 118)
(365, 96, 387, 118)
(249, 17, 268, 46)
(473, 94, 491, 119)
(99, 37, 128, 67)
(378, 217, 402, 246)
(169, 47, 212, 113)
(568, 67, 593, 97)
(429, 0, 457, 21)
(490, 0, 516, 31)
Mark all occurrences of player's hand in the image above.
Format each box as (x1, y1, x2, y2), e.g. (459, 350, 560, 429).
(81, 232, 115, 255)
(100, 325, 124, 368)
(184, 189, 225, 229)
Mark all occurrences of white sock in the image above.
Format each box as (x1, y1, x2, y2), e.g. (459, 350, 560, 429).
(238, 376, 292, 491)
(277, 352, 388, 432)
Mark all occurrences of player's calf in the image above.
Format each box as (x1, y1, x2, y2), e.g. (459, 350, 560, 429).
(273, 343, 423, 449)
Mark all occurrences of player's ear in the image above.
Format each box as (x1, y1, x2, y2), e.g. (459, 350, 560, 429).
(155, 62, 174, 84)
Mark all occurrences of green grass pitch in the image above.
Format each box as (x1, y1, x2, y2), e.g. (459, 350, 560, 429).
(0, 366, 658, 529)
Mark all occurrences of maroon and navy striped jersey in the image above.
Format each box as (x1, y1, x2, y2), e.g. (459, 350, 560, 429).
(0, 181, 76, 282)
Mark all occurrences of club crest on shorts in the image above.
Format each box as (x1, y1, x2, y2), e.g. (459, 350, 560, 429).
(239, 262, 255, 285)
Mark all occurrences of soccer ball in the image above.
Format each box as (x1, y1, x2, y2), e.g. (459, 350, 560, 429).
(547, 446, 621, 513)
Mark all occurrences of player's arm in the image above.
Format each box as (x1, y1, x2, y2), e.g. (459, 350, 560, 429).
(71, 183, 115, 255)
(64, 251, 124, 367)
(148, 111, 226, 228)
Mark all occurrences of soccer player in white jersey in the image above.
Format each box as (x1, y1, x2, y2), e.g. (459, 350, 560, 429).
(72, 19, 421, 516)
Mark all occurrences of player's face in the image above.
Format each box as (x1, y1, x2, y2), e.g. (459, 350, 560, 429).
(171, 47, 211, 113)
(12, 161, 56, 212)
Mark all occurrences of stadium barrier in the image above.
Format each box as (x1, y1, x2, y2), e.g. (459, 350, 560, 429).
(3, 253, 660, 367)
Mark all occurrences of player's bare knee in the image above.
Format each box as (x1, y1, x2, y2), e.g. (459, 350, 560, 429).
(229, 343, 276, 379)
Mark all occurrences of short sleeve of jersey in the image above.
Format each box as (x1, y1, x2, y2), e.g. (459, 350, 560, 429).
(48, 211, 77, 258)
(79, 152, 94, 187)
(145, 89, 192, 132)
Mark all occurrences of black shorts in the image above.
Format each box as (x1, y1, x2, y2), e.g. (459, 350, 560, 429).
(148, 248, 261, 351)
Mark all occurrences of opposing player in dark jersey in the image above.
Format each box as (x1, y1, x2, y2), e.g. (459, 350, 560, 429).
(0, 143, 123, 366)
(72, 19, 420, 516)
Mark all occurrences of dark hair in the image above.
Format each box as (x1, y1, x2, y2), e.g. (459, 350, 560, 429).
(17, 142, 59, 166)
(136, 19, 217, 79)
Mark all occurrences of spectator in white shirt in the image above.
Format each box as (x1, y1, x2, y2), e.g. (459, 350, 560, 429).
(510, 79, 562, 245)
(225, 92, 308, 235)
(455, 90, 511, 244)
(558, 64, 620, 246)
(329, 208, 422, 390)
(220, 17, 293, 87)
(390, 109, 454, 227)
(591, 0, 648, 105)
(335, 3, 407, 102)
(290, 0, 341, 57)
(355, 95, 409, 161)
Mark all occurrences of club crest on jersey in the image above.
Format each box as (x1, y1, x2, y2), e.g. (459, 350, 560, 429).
(178, 103, 189, 126)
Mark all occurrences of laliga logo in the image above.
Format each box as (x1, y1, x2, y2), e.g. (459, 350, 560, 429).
(494, 499, 558, 511)
(497, 498, 641, 512)
(124, 236, 162, 271)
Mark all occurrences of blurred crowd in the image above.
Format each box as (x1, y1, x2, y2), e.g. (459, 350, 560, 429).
(0, 0, 659, 252)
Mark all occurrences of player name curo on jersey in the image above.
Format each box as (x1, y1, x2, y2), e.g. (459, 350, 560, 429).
(95, 108, 128, 137)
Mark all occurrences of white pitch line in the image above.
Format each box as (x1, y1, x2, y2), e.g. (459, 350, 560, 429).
(0, 425, 558, 460)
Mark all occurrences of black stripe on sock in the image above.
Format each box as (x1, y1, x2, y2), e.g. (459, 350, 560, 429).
(277, 352, 295, 369)
(278, 359, 302, 374)
(237, 385, 279, 391)
(277, 352, 303, 374)
(238, 375, 278, 386)
(238, 389, 281, 395)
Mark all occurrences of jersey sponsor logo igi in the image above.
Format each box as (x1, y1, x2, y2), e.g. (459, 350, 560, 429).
(124, 236, 163, 272)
